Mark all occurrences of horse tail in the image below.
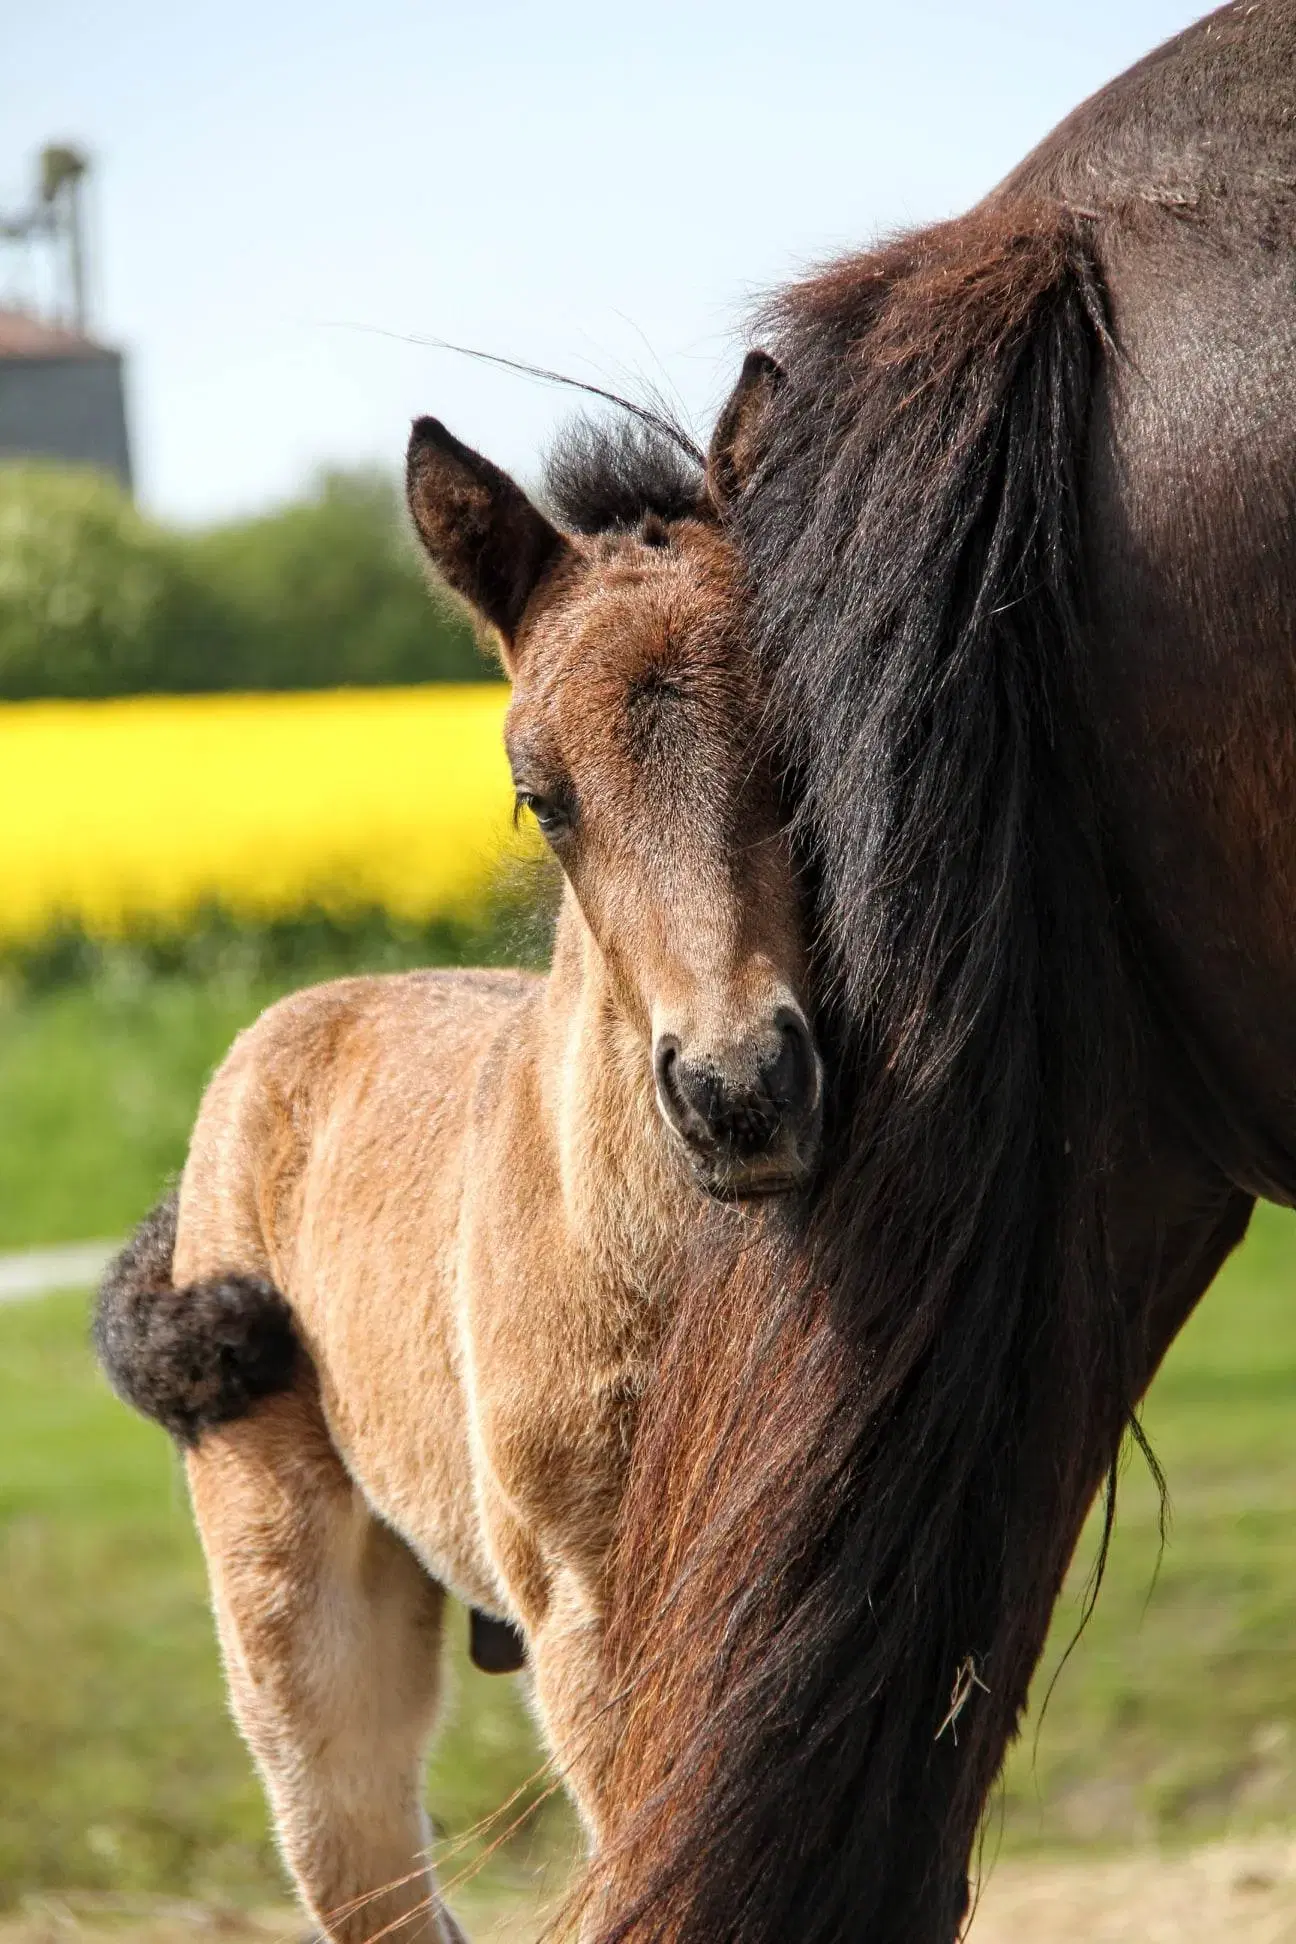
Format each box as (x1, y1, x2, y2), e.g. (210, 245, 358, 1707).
(94, 1192, 298, 1448)
(580, 200, 1133, 1942)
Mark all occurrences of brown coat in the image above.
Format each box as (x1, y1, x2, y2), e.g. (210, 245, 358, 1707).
(97, 395, 817, 1944)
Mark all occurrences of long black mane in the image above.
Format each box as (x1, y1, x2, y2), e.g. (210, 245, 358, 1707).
(724, 206, 1129, 1932)
(584, 199, 1143, 1943)
(574, 6, 1296, 1940)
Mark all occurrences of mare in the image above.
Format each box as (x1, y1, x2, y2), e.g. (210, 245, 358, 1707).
(570, 4, 1296, 1941)
(94, 405, 822, 1943)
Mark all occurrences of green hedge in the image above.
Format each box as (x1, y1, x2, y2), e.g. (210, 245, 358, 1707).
(0, 462, 490, 698)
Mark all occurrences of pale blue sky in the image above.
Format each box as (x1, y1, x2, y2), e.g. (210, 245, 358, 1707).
(2, 0, 1205, 523)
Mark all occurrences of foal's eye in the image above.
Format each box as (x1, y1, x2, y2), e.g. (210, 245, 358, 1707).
(514, 789, 570, 837)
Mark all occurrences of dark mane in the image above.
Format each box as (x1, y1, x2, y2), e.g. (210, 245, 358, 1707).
(579, 197, 1141, 1942)
(542, 415, 704, 535)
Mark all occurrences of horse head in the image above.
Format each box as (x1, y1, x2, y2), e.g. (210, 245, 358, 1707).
(404, 359, 818, 1200)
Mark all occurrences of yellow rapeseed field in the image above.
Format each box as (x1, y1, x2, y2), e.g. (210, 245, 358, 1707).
(0, 686, 521, 944)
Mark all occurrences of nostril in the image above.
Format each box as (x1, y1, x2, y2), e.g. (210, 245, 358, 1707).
(655, 1035, 725, 1154)
(655, 1034, 695, 1133)
(654, 1034, 681, 1100)
(766, 1008, 818, 1120)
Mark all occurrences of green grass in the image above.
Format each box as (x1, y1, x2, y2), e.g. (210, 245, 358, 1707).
(1, 963, 1294, 1899)
(1002, 1199, 1296, 1851)
(0, 974, 289, 1250)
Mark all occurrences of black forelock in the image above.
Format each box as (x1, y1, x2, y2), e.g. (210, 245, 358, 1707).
(542, 415, 705, 536)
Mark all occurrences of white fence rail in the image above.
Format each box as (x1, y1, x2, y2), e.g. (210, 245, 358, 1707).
(0, 1240, 119, 1302)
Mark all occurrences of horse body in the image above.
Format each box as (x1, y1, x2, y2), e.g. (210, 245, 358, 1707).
(177, 968, 548, 1618)
(170, 948, 682, 1931)
(1008, 1, 1296, 1176)
(97, 418, 820, 1942)
(577, 7, 1296, 1942)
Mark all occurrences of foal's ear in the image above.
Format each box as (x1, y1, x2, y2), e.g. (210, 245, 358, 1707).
(705, 349, 785, 516)
(406, 417, 569, 653)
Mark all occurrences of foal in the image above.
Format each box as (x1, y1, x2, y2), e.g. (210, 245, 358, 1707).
(96, 386, 820, 1943)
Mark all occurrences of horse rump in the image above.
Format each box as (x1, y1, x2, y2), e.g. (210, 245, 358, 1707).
(93, 1192, 298, 1448)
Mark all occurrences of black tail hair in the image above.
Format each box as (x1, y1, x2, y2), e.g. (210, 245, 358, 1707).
(94, 1193, 298, 1448)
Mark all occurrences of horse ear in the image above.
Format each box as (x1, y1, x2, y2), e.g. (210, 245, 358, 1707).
(705, 350, 785, 515)
(406, 417, 569, 653)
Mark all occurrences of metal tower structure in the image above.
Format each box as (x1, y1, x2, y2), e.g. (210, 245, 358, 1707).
(0, 145, 91, 332)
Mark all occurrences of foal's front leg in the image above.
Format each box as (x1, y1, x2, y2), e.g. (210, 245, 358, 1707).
(527, 1569, 615, 1844)
(484, 1491, 614, 1842)
(186, 1385, 463, 1944)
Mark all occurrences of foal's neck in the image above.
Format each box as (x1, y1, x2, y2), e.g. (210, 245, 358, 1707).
(534, 894, 698, 1291)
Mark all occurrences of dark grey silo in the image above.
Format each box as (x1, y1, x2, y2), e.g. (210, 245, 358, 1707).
(0, 310, 133, 491)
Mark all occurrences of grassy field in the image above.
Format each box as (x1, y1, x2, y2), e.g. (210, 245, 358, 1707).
(1, 962, 1294, 1915)
(0, 972, 292, 1250)
(1001, 1198, 1296, 1851)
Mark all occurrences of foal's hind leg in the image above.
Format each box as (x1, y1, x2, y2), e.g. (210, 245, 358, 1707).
(186, 1385, 462, 1944)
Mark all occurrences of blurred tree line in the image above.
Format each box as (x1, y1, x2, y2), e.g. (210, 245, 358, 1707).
(0, 462, 490, 698)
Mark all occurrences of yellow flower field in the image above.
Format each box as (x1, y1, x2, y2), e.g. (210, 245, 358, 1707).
(0, 686, 520, 944)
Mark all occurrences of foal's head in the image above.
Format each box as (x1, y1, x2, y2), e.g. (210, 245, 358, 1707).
(405, 359, 820, 1199)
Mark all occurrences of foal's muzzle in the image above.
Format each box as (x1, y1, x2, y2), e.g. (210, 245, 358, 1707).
(653, 1004, 822, 1198)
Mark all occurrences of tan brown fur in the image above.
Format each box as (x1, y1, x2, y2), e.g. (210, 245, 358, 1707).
(136, 426, 818, 1944)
